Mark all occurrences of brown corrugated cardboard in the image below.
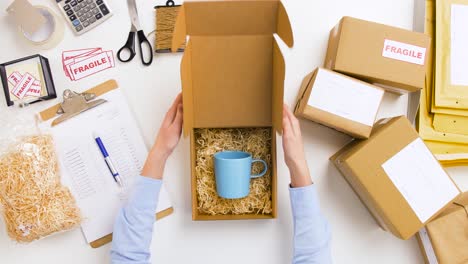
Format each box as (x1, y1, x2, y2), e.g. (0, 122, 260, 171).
(330, 116, 460, 239)
(294, 68, 384, 138)
(172, 0, 293, 221)
(417, 192, 468, 264)
(324, 16, 431, 93)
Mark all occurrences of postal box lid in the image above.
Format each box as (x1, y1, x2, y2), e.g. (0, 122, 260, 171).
(172, 0, 294, 136)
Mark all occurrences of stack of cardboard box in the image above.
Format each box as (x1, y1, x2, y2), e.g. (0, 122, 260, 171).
(295, 16, 461, 241)
(295, 16, 430, 136)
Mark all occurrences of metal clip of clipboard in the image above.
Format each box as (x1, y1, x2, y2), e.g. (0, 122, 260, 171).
(51, 89, 107, 127)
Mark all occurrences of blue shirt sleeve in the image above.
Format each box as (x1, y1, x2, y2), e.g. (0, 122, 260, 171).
(290, 184, 332, 264)
(111, 176, 162, 264)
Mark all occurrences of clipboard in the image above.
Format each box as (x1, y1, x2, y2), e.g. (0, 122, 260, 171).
(39, 79, 174, 248)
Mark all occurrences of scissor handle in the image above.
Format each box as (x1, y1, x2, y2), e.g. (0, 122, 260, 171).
(136, 30, 154, 66)
(117, 31, 137, 63)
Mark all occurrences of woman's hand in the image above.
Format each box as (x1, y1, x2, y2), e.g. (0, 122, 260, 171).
(142, 93, 183, 179)
(282, 104, 312, 188)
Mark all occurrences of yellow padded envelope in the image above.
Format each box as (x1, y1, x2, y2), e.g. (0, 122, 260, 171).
(425, 0, 468, 135)
(418, 0, 468, 163)
(434, 0, 468, 109)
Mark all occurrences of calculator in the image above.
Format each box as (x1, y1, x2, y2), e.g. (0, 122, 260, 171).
(55, 0, 113, 35)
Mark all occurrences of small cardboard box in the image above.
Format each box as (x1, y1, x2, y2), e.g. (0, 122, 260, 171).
(294, 67, 384, 138)
(172, 0, 294, 220)
(330, 116, 460, 239)
(324, 16, 431, 93)
(416, 192, 468, 264)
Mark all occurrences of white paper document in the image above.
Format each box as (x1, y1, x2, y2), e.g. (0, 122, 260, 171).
(382, 138, 459, 223)
(42, 89, 172, 243)
(451, 4, 468, 86)
(307, 69, 384, 126)
(418, 228, 439, 264)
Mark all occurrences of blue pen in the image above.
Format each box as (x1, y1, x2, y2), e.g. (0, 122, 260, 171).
(93, 133, 123, 187)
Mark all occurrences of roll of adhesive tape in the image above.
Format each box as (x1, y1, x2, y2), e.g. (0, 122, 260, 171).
(18, 5, 64, 50)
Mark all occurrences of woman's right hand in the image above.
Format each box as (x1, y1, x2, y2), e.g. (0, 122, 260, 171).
(142, 93, 183, 180)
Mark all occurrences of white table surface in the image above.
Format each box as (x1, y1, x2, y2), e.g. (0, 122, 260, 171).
(1, 0, 467, 263)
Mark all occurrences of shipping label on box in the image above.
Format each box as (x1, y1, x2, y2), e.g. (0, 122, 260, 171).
(381, 138, 460, 223)
(295, 68, 384, 138)
(307, 69, 383, 126)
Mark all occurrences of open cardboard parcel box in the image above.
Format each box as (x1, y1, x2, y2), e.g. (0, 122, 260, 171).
(172, 0, 294, 220)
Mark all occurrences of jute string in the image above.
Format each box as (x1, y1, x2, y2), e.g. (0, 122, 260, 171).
(155, 6, 185, 52)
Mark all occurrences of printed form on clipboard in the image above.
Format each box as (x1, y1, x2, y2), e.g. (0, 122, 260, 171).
(39, 80, 172, 246)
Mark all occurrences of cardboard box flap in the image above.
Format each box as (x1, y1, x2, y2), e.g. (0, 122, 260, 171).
(183, 35, 274, 129)
(276, 1, 294, 47)
(172, 3, 186, 53)
(174, 0, 292, 134)
(181, 41, 194, 136)
(171, 0, 294, 51)
(272, 40, 285, 133)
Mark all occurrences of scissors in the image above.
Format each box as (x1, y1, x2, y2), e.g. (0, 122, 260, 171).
(117, 0, 154, 66)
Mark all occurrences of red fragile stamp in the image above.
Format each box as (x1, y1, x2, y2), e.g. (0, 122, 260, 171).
(62, 48, 115, 81)
(8, 71, 42, 98)
(11, 73, 35, 99)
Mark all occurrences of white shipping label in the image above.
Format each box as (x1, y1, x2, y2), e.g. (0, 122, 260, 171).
(451, 4, 468, 86)
(307, 69, 384, 126)
(418, 228, 439, 264)
(382, 138, 460, 223)
(382, 39, 426, 65)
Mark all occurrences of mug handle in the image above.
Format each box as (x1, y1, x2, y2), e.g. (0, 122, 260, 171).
(251, 159, 268, 178)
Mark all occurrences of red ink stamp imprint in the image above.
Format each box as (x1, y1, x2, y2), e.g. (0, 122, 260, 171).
(8, 71, 43, 98)
(382, 39, 427, 65)
(12, 73, 34, 99)
(62, 48, 115, 81)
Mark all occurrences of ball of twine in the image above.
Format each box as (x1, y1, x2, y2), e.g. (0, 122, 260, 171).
(155, 6, 186, 52)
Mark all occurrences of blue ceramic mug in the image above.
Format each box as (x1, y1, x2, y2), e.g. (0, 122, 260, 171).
(214, 151, 268, 199)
